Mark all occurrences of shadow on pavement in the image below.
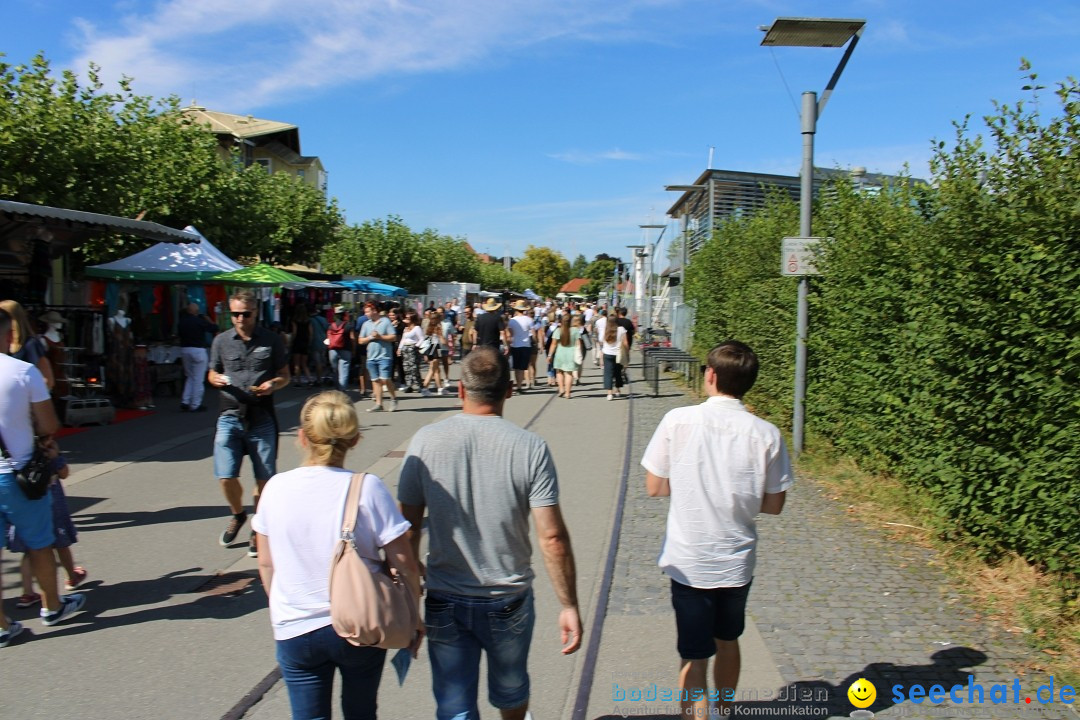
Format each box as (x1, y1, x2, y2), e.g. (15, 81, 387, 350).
(71, 504, 229, 532)
(9, 567, 265, 641)
(595, 647, 988, 719)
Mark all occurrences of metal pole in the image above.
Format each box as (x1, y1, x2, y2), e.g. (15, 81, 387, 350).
(793, 90, 816, 458)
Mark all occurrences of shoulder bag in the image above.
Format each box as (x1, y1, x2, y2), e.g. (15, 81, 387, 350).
(579, 329, 593, 351)
(329, 473, 419, 649)
(0, 431, 51, 500)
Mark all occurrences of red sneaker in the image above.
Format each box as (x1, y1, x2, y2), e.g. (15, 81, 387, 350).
(64, 567, 88, 592)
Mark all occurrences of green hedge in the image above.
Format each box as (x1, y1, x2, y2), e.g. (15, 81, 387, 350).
(686, 74, 1079, 588)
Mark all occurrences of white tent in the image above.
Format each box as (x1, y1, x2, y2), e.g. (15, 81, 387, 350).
(85, 226, 242, 281)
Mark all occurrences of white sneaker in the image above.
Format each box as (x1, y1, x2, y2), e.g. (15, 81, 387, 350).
(606, 394, 614, 401)
(388, 399, 398, 412)
(443, 379, 452, 387)
(366, 403, 385, 413)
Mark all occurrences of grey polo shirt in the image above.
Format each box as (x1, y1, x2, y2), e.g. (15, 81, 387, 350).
(209, 326, 287, 418)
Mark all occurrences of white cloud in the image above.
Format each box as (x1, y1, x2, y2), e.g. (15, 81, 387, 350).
(67, 0, 679, 109)
(547, 148, 646, 164)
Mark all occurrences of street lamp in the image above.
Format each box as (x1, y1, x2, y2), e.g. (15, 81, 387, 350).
(760, 16, 865, 458)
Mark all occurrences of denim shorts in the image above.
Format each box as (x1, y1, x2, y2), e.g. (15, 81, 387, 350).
(213, 413, 278, 480)
(366, 356, 393, 381)
(425, 588, 535, 717)
(670, 578, 753, 659)
(0, 472, 55, 551)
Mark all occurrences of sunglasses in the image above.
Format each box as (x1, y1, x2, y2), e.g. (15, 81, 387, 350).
(230, 311, 254, 319)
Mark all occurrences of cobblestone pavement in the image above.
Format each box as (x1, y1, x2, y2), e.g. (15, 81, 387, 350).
(606, 368, 1077, 720)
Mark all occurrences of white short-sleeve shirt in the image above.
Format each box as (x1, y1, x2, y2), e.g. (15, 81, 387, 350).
(640, 396, 794, 588)
(252, 466, 411, 640)
(0, 354, 51, 473)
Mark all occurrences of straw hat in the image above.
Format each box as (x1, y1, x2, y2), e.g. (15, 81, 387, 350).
(481, 297, 502, 311)
(333, 305, 346, 314)
(511, 300, 530, 312)
(39, 310, 66, 325)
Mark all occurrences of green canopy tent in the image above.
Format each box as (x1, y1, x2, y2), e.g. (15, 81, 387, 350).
(210, 264, 308, 286)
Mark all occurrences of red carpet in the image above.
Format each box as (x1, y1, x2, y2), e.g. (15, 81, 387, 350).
(55, 408, 156, 439)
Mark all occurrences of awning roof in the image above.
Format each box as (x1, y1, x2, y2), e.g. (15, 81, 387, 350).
(0, 200, 202, 253)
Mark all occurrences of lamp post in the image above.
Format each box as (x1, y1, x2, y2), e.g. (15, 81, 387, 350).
(760, 16, 865, 458)
(639, 224, 666, 330)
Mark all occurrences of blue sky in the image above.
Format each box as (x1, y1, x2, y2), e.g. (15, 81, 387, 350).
(6, 0, 1080, 266)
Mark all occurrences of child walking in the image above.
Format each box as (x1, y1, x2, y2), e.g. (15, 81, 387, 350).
(10, 439, 88, 608)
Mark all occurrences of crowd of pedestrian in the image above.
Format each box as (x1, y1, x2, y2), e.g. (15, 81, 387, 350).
(2, 289, 792, 720)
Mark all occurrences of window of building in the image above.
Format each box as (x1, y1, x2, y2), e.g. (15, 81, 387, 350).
(254, 158, 271, 174)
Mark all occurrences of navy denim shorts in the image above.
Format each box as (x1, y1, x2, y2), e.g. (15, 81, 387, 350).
(670, 578, 753, 659)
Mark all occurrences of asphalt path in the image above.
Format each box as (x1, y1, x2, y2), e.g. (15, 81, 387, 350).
(0, 358, 630, 719)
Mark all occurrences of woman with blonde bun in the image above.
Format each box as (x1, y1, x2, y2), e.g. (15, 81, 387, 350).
(252, 391, 422, 719)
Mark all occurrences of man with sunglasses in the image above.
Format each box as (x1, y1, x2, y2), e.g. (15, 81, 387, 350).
(208, 291, 290, 558)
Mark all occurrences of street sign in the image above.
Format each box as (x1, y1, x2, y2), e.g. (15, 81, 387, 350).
(781, 236, 825, 276)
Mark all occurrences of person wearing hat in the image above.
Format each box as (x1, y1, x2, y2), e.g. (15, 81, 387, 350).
(507, 299, 535, 392)
(472, 297, 505, 351)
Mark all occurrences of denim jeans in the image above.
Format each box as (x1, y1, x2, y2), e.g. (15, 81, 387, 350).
(425, 589, 535, 720)
(602, 353, 624, 390)
(329, 349, 352, 390)
(276, 623, 386, 720)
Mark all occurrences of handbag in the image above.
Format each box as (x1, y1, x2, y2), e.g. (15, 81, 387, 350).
(579, 330, 593, 351)
(0, 431, 51, 500)
(416, 336, 432, 354)
(329, 473, 419, 649)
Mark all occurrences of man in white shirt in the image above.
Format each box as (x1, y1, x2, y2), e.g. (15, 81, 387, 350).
(0, 308, 86, 646)
(505, 300, 535, 392)
(641, 340, 793, 716)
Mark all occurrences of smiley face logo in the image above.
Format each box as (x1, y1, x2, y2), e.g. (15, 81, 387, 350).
(847, 678, 876, 708)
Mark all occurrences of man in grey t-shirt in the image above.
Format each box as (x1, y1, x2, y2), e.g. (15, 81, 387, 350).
(399, 346, 582, 720)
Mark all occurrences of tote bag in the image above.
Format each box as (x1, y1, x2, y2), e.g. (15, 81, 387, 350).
(329, 473, 419, 649)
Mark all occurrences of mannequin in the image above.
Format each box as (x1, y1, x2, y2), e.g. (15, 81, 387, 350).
(108, 306, 136, 407)
(38, 310, 69, 396)
(109, 309, 131, 330)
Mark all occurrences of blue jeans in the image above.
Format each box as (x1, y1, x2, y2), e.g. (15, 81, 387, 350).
(425, 589, 535, 720)
(276, 624, 386, 720)
(603, 353, 624, 390)
(329, 349, 352, 390)
(212, 413, 278, 480)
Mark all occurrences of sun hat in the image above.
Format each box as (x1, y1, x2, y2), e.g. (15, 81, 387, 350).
(511, 300, 530, 311)
(481, 297, 502, 311)
(39, 310, 66, 325)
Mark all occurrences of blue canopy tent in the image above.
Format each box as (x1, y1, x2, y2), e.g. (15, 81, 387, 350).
(341, 279, 408, 297)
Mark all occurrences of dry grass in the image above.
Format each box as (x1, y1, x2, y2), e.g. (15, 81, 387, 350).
(798, 443, 1080, 687)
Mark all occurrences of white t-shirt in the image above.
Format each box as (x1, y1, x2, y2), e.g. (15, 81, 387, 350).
(401, 325, 425, 346)
(600, 324, 626, 355)
(641, 396, 794, 588)
(508, 315, 533, 348)
(594, 315, 606, 339)
(252, 466, 411, 640)
(583, 308, 594, 323)
(0, 354, 50, 473)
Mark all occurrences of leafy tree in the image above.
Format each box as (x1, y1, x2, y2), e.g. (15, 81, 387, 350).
(512, 246, 570, 297)
(584, 257, 617, 284)
(0, 52, 343, 266)
(477, 262, 534, 293)
(570, 253, 589, 277)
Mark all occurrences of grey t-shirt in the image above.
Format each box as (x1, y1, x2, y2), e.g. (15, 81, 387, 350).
(398, 413, 559, 597)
